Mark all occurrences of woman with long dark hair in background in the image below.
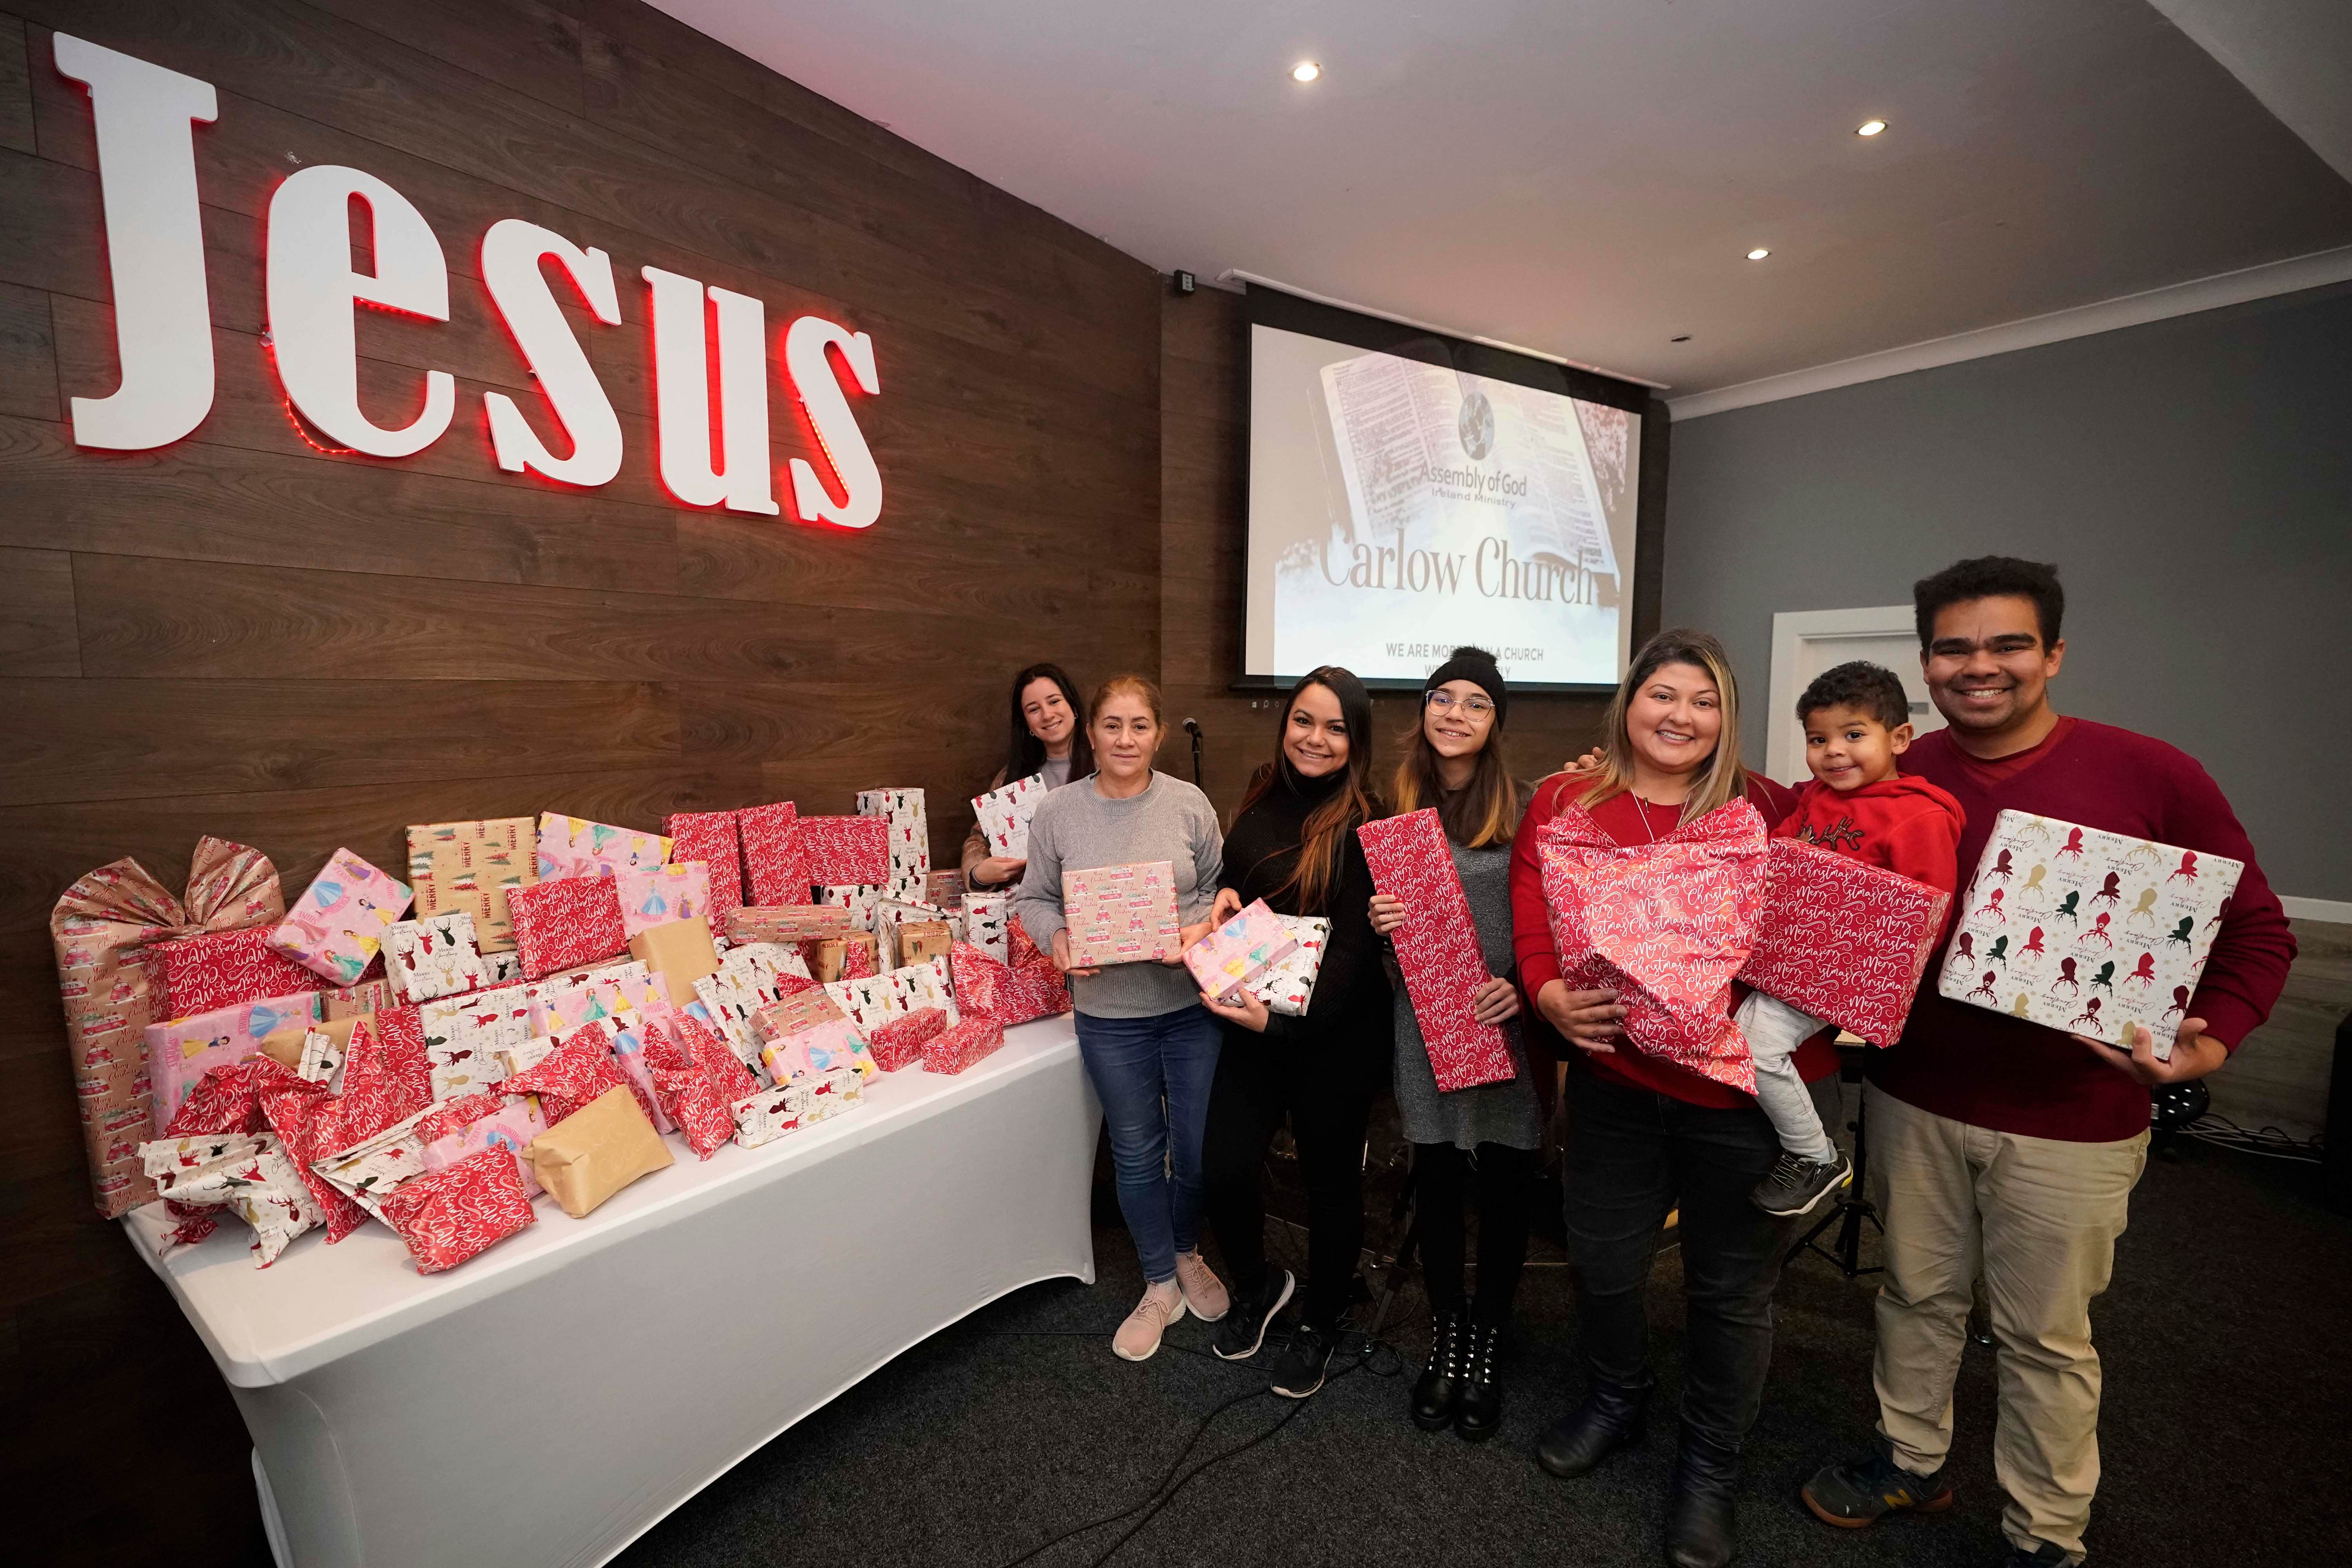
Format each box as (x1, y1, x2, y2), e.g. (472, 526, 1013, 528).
(1196, 666, 1392, 1399)
(962, 662, 1095, 892)
(1366, 648, 1539, 1442)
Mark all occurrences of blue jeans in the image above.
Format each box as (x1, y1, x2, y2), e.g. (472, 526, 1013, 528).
(1075, 1005, 1224, 1284)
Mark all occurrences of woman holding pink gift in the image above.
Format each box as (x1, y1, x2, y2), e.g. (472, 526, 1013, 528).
(963, 662, 1093, 892)
(1365, 647, 1539, 1443)
(1507, 628, 1817, 1568)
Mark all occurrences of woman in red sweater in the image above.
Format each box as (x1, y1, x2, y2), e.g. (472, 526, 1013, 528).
(1510, 628, 1823, 1568)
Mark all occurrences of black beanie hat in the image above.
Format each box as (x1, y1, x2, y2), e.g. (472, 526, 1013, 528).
(1423, 646, 1508, 727)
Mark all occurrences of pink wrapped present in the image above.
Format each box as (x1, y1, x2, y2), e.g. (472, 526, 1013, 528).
(796, 815, 889, 888)
(323, 976, 398, 1020)
(759, 1016, 874, 1083)
(972, 774, 1048, 860)
(1063, 861, 1182, 967)
(618, 861, 710, 937)
(869, 1006, 949, 1071)
(507, 876, 630, 980)
(1359, 809, 1517, 1093)
(495, 1021, 631, 1126)
(153, 926, 335, 1018)
(267, 848, 412, 985)
(421, 1097, 548, 1196)
(1537, 799, 1771, 1094)
(665, 809, 746, 927)
(602, 1016, 679, 1134)
(1739, 838, 1952, 1045)
(535, 813, 672, 881)
(922, 1015, 1007, 1075)
(145, 990, 324, 1132)
(738, 801, 805, 906)
(379, 1147, 537, 1274)
(1182, 898, 1298, 1006)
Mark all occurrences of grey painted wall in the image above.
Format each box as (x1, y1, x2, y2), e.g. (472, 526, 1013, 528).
(1663, 282, 2352, 902)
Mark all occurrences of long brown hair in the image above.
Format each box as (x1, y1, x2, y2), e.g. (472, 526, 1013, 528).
(1003, 662, 1093, 781)
(1392, 721, 1520, 849)
(1577, 628, 1748, 821)
(1233, 667, 1378, 915)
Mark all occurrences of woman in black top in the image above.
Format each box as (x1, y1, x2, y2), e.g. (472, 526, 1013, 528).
(1196, 666, 1392, 1398)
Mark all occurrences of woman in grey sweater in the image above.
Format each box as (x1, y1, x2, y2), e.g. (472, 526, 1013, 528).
(1013, 674, 1227, 1363)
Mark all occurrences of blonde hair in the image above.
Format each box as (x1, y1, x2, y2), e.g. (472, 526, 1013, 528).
(1577, 628, 1748, 822)
(1089, 673, 1163, 732)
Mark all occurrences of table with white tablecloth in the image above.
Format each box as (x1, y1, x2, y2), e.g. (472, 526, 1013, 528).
(124, 1014, 1100, 1568)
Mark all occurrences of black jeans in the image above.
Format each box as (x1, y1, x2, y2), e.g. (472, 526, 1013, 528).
(1201, 1033, 1374, 1328)
(1415, 1141, 1537, 1326)
(1562, 1063, 1788, 1450)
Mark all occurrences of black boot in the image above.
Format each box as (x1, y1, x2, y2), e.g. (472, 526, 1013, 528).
(1410, 1307, 1466, 1431)
(1663, 1424, 1741, 1568)
(1534, 1373, 1650, 1478)
(1453, 1319, 1504, 1443)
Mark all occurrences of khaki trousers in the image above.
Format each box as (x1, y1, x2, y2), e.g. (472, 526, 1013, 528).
(1865, 1083, 2148, 1561)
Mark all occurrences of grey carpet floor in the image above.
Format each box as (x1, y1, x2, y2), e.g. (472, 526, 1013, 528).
(613, 1094, 2351, 1568)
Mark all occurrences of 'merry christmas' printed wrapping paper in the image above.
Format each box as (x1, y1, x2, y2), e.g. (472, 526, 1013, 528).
(379, 1145, 537, 1274)
(796, 815, 891, 889)
(665, 809, 746, 927)
(154, 926, 336, 1020)
(1739, 838, 1950, 1045)
(267, 848, 411, 985)
(506, 876, 630, 980)
(1359, 809, 1517, 1092)
(407, 816, 535, 954)
(738, 802, 805, 906)
(922, 1014, 1007, 1075)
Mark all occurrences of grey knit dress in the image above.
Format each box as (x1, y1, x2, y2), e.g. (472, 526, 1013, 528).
(1390, 834, 1543, 1151)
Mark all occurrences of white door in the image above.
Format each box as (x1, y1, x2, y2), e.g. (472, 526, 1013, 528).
(1765, 606, 1945, 784)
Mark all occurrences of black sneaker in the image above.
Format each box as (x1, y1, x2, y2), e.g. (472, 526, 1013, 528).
(1800, 1439, 1954, 1529)
(1752, 1149, 1853, 1217)
(1212, 1268, 1294, 1361)
(2004, 1543, 2074, 1567)
(1268, 1319, 1337, 1398)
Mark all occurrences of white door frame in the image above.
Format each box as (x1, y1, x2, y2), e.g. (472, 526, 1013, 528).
(1766, 605, 1919, 782)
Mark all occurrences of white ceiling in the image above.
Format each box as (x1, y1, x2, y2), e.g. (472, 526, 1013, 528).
(655, 0, 2352, 397)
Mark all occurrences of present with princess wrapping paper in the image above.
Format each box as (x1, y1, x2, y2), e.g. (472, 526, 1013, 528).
(617, 861, 709, 936)
(146, 991, 323, 1133)
(1936, 810, 2241, 1060)
(535, 814, 671, 881)
(1360, 809, 1517, 1093)
(266, 848, 411, 985)
(1737, 838, 1950, 1045)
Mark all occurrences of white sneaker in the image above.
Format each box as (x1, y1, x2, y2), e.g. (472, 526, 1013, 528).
(1112, 1283, 1187, 1362)
(1173, 1251, 1229, 1322)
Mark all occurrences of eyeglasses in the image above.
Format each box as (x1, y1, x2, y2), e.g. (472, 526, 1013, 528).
(1424, 691, 1495, 717)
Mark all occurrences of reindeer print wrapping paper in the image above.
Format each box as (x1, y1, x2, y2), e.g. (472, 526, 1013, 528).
(384, 911, 494, 1004)
(1360, 810, 1517, 1092)
(972, 775, 1048, 862)
(1252, 916, 1330, 1016)
(858, 787, 931, 898)
(140, 1131, 323, 1267)
(1739, 839, 1951, 1045)
(1937, 810, 2241, 1059)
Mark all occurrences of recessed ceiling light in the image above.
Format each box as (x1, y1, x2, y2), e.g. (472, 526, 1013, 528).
(1746, 247, 1771, 261)
(1857, 118, 1887, 136)
(1291, 60, 1321, 83)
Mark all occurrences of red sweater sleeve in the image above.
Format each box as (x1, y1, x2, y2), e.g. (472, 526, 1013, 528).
(2167, 759, 2298, 1051)
(1510, 773, 1575, 998)
(1877, 806, 1963, 895)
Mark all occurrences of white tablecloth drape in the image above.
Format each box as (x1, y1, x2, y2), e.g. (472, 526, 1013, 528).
(124, 1014, 1100, 1568)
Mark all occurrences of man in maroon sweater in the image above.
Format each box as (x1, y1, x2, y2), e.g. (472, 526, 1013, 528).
(1801, 557, 2295, 1568)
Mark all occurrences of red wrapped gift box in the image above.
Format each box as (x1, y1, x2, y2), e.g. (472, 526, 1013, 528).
(921, 1014, 1007, 1075)
(795, 815, 889, 888)
(153, 926, 335, 1018)
(378, 1146, 537, 1274)
(497, 1021, 633, 1126)
(949, 928, 1070, 1027)
(1357, 809, 1516, 1093)
(666, 809, 746, 927)
(1738, 838, 1951, 1045)
(869, 1006, 949, 1071)
(1538, 799, 1771, 1094)
(642, 1030, 737, 1160)
(506, 876, 629, 981)
(738, 802, 805, 906)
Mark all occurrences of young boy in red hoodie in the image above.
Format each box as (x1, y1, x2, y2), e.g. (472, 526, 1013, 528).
(1739, 661, 1965, 1218)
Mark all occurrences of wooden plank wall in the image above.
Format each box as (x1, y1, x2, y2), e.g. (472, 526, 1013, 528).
(0, 3, 1160, 1562)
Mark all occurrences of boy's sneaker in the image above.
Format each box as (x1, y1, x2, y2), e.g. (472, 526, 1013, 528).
(1801, 1440, 1954, 1528)
(1212, 1268, 1294, 1361)
(1752, 1149, 1853, 1217)
(1268, 1320, 1338, 1398)
(2004, 1544, 2074, 1567)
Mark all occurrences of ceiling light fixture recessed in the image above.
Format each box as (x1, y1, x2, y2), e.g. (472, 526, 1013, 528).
(1857, 118, 1887, 137)
(1291, 60, 1321, 83)
(1746, 247, 1771, 261)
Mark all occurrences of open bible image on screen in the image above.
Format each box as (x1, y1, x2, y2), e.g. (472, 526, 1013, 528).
(1244, 321, 1642, 689)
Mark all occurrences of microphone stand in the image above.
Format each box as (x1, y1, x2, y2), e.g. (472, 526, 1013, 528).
(1183, 718, 1204, 786)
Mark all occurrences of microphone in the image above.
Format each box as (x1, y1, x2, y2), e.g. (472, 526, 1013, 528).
(1183, 718, 1204, 785)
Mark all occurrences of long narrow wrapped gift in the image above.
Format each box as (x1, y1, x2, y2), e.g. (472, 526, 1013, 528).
(535, 813, 671, 881)
(1254, 915, 1330, 1016)
(1182, 898, 1298, 1006)
(617, 861, 709, 937)
(971, 774, 1048, 862)
(813, 883, 882, 931)
(153, 926, 336, 1019)
(923, 1015, 1008, 1075)
(738, 801, 804, 906)
(145, 990, 324, 1133)
(1360, 809, 1517, 1092)
(408, 817, 535, 953)
(379, 1146, 537, 1273)
(140, 1132, 323, 1266)
(1063, 861, 1181, 967)
(383, 911, 494, 1003)
(858, 786, 930, 897)
(507, 875, 630, 980)
(728, 1066, 862, 1148)
(726, 904, 853, 946)
(797, 815, 891, 888)
(1538, 799, 1771, 1094)
(1740, 838, 1952, 1045)
(664, 809, 746, 928)
(267, 848, 412, 985)
(599, 1015, 679, 1134)
(869, 1007, 949, 1071)
(524, 1085, 673, 1218)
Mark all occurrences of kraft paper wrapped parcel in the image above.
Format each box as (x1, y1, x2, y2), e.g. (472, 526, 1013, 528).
(1359, 809, 1517, 1092)
(526, 1084, 675, 1218)
(408, 816, 535, 953)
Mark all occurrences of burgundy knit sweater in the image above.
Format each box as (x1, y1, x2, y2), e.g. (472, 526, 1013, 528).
(1874, 718, 2297, 1142)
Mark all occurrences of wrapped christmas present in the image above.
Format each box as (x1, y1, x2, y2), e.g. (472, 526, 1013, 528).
(922, 1014, 1008, 1075)
(154, 926, 335, 1020)
(1740, 838, 1951, 1045)
(383, 910, 493, 1003)
(664, 809, 746, 928)
(416, 1094, 546, 1198)
(379, 1146, 537, 1273)
(753, 989, 852, 1056)
(506, 875, 630, 980)
(1937, 809, 2243, 1060)
(408, 816, 535, 953)
(1361, 809, 1518, 1093)
(809, 931, 880, 983)
(258, 1023, 345, 1083)
(1538, 799, 1770, 1094)
(323, 976, 397, 1020)
(719, 940, 812, 984)
(948, 928, 1071, 1027)
(499, 1020, 637, 1125)
(267, 848, 411, 985)
(642, 1027, 741, 1159)
(525, 1084, 674, 1218)
(146, 991, 323, 1132)
(760, 1014, 875, 1085)
(813, 882, 883, 931)
(629, 913, 721, 995)
(925, 869, 967, 906)
(728, 1066, 863, 1149)
(962, 894, 1010, 964)
(898, 920, 953, 968)
(141, 1132, 323, 1266)
(246, 1056, 367, 1242)
(535, 813, 671, 881)
(869, 1006, 949, 1071)
(598, 1015, 679, 1134)
(797, 815, 890, 889)
(858, 786, 930, 898)
(312, 1105, 436, 1222)
(738, 801, 804, 905)
(972, 774, 1047, 862)
(863, 954, 958, 1028)
(1183, 898, 1298, 1006)
(1253, 915, 1330, 1016)
(872, 896, 950, 968)
(1063, 861, 1181, 967)
(726, 904, 853, 946)
(618, 861, 708, 937)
